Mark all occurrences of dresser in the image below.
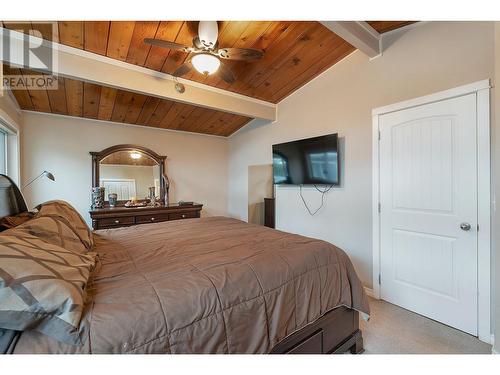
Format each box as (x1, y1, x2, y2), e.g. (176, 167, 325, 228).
(89, 203, 203, 230)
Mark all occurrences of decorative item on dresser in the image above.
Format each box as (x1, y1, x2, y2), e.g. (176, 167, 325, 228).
(108, 193, 118, 207)
(89, 203, 203, 230)
(91, 187, 105, 209)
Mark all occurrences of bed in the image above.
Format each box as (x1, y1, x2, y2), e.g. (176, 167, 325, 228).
(0, 175, 369, 354)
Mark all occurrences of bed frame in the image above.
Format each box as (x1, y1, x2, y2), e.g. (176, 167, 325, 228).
(271, 306, 363, 354)
(0, 174, 363, 354)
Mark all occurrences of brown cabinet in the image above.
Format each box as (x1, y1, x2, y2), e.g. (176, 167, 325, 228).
(264, 198, 275, 229)
(89, 203, 203, 230)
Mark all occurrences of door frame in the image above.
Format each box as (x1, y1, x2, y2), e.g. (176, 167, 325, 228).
(371, 79, 491, 343)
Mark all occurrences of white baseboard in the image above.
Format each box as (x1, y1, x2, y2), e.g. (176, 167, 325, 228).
(364, 287, 375, 298)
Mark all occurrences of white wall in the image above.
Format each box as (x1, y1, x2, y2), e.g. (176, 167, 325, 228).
(228, 21, 495, 289)
(21, 112, 229, 224)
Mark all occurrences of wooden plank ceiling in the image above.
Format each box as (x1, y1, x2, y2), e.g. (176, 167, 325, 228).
(2, 21, 413, 136)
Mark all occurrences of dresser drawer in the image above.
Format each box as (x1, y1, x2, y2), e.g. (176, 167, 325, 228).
(169, 211, 198, 221)
(135, 213, 170, 224)
(99, 216, 135, 228)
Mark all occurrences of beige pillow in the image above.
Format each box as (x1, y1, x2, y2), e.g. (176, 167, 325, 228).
(36, 200, 94, 250)
(0, 230, 97, 345)
(14, 216, 88, 255)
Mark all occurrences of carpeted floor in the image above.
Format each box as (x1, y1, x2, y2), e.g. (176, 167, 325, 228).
(360, 298, 492, 354)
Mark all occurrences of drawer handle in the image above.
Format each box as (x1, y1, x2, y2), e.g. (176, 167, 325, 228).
(182, 214, 186, 218)
(114, 220, 120, 224)
(150, 217, 155, 221)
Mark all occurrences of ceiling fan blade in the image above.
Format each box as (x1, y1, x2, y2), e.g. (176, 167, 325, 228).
(217, 47, 264, 61)
(144, 38, 192, 52)
(198, 21, 219, 49)
(217, 62, 235, 84)
(172, 61, 193, 77)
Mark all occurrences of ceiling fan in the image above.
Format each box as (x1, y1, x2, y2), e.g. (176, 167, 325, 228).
(144, 21, 264, 84)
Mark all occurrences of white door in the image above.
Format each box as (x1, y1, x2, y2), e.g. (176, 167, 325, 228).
(379, 94, 478, 335)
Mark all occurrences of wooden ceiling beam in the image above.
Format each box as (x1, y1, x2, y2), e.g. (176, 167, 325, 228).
(1, 27, 277, 121)
(320, 21, 381, 59)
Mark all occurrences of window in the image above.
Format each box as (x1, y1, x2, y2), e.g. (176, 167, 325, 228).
(0, 119, 20, 183)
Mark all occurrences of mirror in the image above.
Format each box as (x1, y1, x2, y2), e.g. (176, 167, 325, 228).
(100, 150, 160, 202)
(91, 145, 168, 206)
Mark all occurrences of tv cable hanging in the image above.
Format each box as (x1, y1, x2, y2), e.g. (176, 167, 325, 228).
(299, 184, 334, 216)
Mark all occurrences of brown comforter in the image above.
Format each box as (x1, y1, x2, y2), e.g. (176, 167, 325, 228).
(12, 217, 370, 353)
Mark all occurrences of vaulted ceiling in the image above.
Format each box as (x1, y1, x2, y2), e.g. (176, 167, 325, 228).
(2, 21, 414, 136)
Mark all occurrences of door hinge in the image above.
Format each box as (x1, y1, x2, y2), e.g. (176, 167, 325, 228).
(477, 224, 479, 231)
(378, 130, 381, 141)
(378, 274, 381, 285)
(378, 202, 381, 213)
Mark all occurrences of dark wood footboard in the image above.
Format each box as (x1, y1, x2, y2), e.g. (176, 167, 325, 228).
(270, 306, 363, 354)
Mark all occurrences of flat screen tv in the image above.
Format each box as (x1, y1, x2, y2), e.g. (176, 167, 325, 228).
(272, 133, 339, 185)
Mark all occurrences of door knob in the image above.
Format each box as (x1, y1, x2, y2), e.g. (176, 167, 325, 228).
(460, 222, 471, 231)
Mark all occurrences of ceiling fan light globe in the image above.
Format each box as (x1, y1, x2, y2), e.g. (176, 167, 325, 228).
(192, 54, 221, 75)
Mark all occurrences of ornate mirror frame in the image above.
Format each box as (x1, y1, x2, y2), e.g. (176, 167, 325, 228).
(90, 144, 169, 206)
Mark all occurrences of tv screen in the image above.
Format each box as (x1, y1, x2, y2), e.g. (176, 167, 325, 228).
(272, 133, 339, 185)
